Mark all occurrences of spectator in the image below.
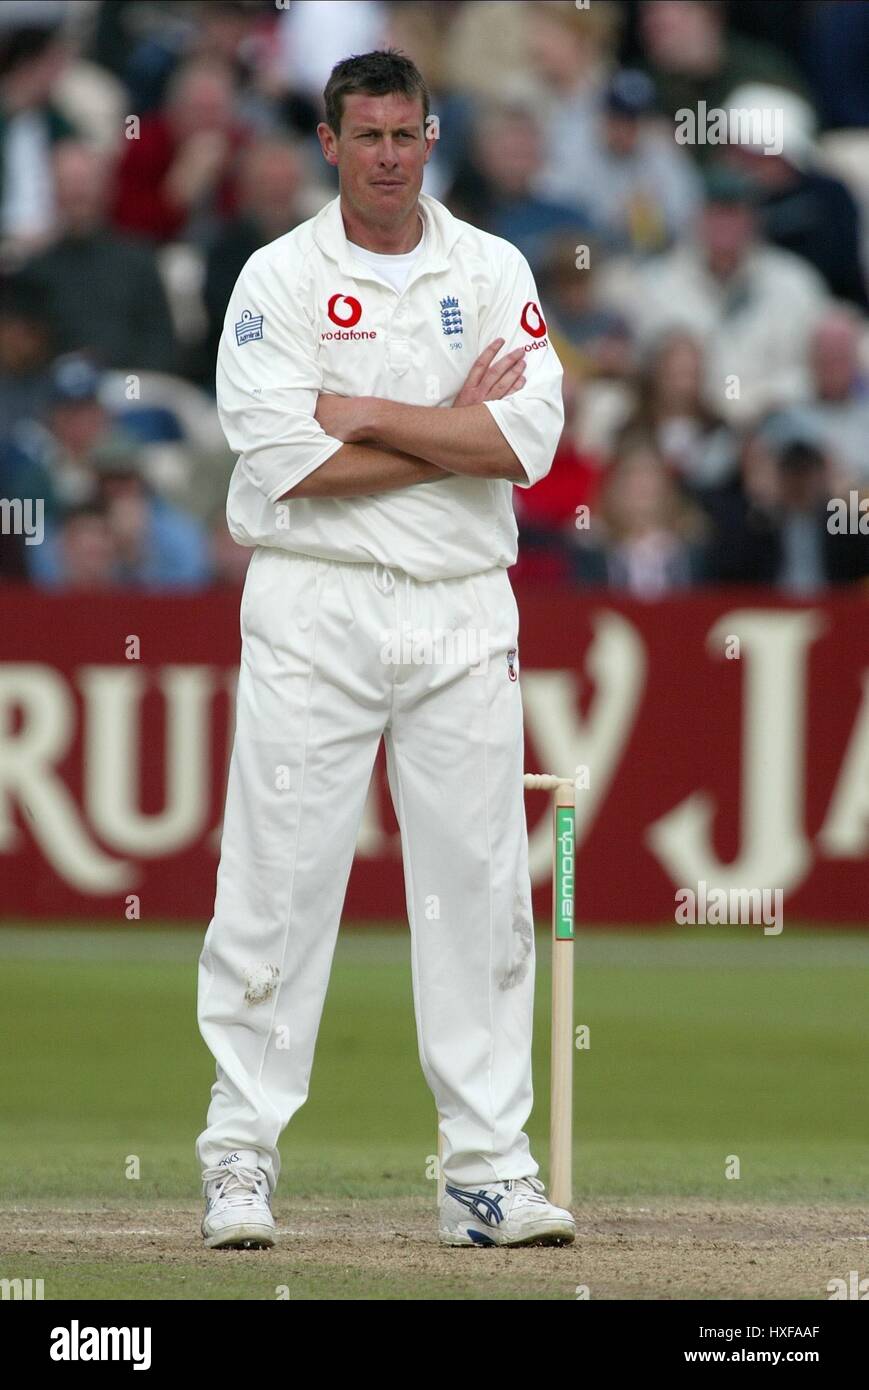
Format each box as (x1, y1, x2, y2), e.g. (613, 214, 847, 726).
(270, 0, 387, 115)
(538, 235, 637, 457)
(513, 377, 604, 584)
(540, 235, 634, 382)
(1, 14, 860, 597)
(199, 137, 309, 382)
(603, 166, 830, 425)
(0, 353, 127, 522)
(801, 309, 869, 486)
(722, 85, 869, 309)
(92, 0, 288, 134)
(570, 442, 706, 596)
(111, 56, 251, 246)
(441, 0, 528, 103)
(537, 68, 702, 255)
(30, 437, 212, 591)
(526, 0, 621, 212)
(192, 0, 289, 135)
(638, 0, 807, 143)
(23, 141, 179, 372)
(0, 271, 56, 440)
(51, 500, 117, 590)
(447, 101, 591, 275)
(384, 2, 476, 203)
(0, 16, 77, 263)
(89, 0, 192, 116)
(703, 428, 869, 590)
(617, 331, 736, 490)
(96, 444, 211, 590)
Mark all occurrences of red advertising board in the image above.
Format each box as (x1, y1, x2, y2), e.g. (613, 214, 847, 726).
(1, 584, 867, 922)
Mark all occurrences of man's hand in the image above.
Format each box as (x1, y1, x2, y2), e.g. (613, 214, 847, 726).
(313, 337, 525, 441)
(165, 130, 231, 207)
(314, 393, 373, 443)
(453, 338, 526, 407)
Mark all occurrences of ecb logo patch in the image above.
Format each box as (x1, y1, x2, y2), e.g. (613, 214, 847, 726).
(507, 648, 518, 681)
(440, 295, 463, 337)
(235, 309, 264, 345)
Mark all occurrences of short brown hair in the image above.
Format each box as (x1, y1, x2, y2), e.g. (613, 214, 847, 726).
(323, 49, 430, 136)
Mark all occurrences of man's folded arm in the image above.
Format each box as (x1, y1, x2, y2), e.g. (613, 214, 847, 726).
(216, 255, 452, 501)
(340, 245, 564, 486)
(279, 443, 448, 499)
(351, 401, 527, 482)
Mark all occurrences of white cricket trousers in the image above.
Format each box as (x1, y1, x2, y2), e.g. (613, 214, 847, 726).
(196, 546, 539, 1193)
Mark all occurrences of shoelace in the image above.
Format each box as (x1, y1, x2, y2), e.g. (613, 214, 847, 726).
(202, 1165, 267, 1207)
(507, 1176, 546, 1195)
(504, 1176, 550, 1207)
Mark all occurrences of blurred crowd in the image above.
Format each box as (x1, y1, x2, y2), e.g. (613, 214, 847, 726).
(1, 0, 869, 596)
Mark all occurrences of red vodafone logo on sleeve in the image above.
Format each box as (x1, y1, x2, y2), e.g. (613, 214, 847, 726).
(520, 301, 547, 341)
(322, 292, 376, 341)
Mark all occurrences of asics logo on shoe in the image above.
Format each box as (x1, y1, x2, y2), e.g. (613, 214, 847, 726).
(445, 1183, 506, 1227)
(218, 1152, 241, 1167)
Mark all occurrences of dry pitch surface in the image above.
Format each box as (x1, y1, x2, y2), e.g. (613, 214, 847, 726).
(2, 1198, 866, 1300)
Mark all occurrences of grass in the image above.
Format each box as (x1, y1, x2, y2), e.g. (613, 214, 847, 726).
(1, 923, 867, 1299)
(0, 922, 867, 1206)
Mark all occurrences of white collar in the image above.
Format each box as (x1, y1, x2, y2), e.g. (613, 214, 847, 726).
(312, 191, 462, 280)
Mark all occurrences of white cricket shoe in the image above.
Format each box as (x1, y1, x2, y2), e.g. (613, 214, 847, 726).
(201, 1158, 276, 1249)
(439, 1176, 575, 1247)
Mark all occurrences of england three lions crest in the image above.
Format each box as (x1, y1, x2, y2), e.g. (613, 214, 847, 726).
(440, 295, 463, 337)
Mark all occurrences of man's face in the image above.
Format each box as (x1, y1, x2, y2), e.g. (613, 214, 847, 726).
(54, 146, 111, 235)
(779, 455, 827, 513)
(527, 11, 586, 86)
(2, 40, 68, 112)
(700, 202, 755, 275)
(811, 321, 859, 401)
(604, 112, 641, 158)
(476, 112, 540, 196)
(50, 400, 107, 455)
(318, 91, 434, 228)
(240, 145, 302, 224)
(640, 0, 721, 72)
(62, 514, 115, 589)
(171, 71, 234, 138)
(0, 314, 50, 371)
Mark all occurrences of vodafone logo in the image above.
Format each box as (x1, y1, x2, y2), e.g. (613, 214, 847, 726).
(520, 301, 547, 339)
(328, 293, 362, 327)
(322, 292, 376, 341)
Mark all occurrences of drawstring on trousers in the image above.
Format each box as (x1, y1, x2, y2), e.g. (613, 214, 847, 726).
(373, 564, 396, 594)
